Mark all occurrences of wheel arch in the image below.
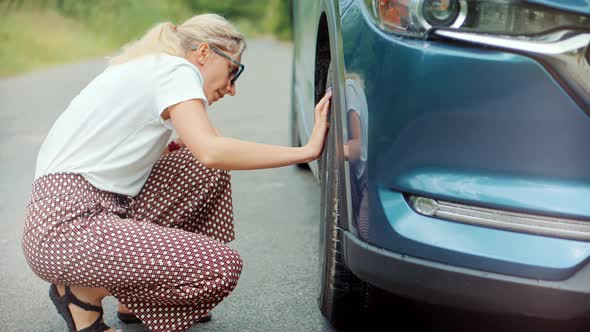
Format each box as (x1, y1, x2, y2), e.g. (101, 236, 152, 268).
(315, 1, 353, 231)
(314, 1, 346, 109)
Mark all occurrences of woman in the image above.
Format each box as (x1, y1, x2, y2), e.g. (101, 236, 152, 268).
(22, 14, 331, 332)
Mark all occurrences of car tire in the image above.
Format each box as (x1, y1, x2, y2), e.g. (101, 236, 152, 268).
(318, 62, 374, 329)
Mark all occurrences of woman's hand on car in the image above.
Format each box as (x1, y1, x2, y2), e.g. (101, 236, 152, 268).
(305, 88, 332, 160)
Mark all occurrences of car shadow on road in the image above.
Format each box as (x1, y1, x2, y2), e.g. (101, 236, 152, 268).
(331, 290, 588, 332)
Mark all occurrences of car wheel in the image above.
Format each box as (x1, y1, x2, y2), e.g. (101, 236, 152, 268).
(318, 62, 373, 329)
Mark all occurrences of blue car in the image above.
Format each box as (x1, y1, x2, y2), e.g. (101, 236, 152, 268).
(291, 0, 590, 328)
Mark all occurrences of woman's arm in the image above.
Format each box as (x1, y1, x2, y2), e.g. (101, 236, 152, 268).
(162, 127, 221, 156)
(168, 92, 331, 170)
(343, 111, 362, 161)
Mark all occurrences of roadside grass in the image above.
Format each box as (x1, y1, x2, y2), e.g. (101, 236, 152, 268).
(0, 0, 290, 78)
(0, 9, 115, 77)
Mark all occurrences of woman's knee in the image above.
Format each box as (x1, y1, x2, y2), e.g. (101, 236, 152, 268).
(213, 246, 242, 291)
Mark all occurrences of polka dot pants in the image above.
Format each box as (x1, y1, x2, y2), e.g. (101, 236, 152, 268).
(22, 148, 242, 332)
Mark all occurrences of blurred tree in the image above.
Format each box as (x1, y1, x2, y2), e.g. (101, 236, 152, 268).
(2, 0, 292, 39)
(264, 0, 292, 40)
(0, 0, 293, 76)
(184, 0, 265, 19)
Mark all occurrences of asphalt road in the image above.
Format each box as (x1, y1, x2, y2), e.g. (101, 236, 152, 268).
(1, 38, 588, 332)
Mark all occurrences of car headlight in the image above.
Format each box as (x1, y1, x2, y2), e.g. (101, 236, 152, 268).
(363, 0, 590, 111)
(364, 0, 590, 38)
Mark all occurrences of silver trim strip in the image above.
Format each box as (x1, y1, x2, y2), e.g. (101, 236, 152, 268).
(434, 30, 590, 55)
(427, 199, 590, 241)
(450, 0, 468, 29)
(543, 44, 590, 110)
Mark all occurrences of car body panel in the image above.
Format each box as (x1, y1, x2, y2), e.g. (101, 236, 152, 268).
(394, 169, 590, 219)
(337, 1, 590, 280)
(529, 0, 590, 16)
(291, 0, 590, 317)
(378, 189, 590, 280)
(343, 227, 590, 320)
(292, 0, 349, 177)
(292, 0, 321, 147)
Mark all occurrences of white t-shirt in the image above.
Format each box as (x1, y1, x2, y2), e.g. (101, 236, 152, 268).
(345, 79, 368, 179)
(35, 54, 208, 196)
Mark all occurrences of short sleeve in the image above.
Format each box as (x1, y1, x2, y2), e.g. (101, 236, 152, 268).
(154, 62, 208, 119)
(346, 80, 362, 115)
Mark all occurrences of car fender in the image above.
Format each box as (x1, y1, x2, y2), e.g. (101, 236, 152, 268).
(319, 0, 354, 231)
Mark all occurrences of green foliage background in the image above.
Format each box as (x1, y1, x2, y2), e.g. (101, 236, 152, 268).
(0, 0, 292, 76)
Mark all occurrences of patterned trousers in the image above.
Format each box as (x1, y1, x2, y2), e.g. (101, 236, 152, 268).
(22, 148, 242, 332)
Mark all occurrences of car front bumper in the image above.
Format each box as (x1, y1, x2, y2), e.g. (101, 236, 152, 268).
(343, 228, 590, 320)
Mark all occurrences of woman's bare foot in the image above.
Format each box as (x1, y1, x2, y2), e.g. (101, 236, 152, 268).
(55, 285, 117, 332)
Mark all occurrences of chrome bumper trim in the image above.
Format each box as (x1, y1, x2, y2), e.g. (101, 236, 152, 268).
(433, 30, 590, 55)
(424, 199, 590, 241)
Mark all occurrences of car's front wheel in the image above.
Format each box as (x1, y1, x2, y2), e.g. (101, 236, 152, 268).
(318, 62, 374, 329)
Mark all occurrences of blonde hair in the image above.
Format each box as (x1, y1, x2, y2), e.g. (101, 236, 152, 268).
(109, 14, 247, 65)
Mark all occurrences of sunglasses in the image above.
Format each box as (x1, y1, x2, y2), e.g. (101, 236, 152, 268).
(210, 46, 245, 86)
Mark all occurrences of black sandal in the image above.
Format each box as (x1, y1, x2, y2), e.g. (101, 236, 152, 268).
(49, 284, 111, 332)
(117, 310, 212, 324)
